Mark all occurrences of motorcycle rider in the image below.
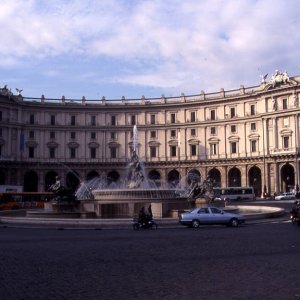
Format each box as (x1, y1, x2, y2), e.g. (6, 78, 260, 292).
(138, 207, 147, 225)
(290, 200, 300, 220)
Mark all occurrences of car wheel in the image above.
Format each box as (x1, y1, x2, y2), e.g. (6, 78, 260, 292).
(192, 220, 200, 228)
(229, 218, 239, 227)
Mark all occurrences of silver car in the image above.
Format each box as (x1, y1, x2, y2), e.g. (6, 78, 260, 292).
(179, 207, 245, 228)
(274, 192, 296, 201)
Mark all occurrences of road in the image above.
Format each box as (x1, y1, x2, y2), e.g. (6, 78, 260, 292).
(0, 221, 300, 300)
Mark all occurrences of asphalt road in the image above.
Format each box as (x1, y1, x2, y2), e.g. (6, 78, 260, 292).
(0, 221, 300, 300)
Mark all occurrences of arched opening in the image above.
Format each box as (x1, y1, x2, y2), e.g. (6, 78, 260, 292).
(208, 168, 221, 187)
(45, 171, 58, 191)
(24, 171, 38, 192)
(187, 169, 201, 185)
(248, 166, 262, 197)
(86, 170, 99, 181)
(167, 169, 180, 188)
(281, 163, 295, 192)
(66, 171, 80, 193)
(228, 167, 241, 187)
(148, 170, 161, 188)
(107, 170, 120, 186)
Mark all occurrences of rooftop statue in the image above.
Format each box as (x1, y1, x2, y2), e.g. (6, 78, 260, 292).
(265, 70, 297, 89)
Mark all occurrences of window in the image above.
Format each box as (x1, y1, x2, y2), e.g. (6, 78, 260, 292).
(91, 132, 96, 139)
(282, 98, 288, 110)
(230, 125, 236, 133)
(50, 131, 55, 139)
(0, 128, 2, 137)
(91, 116, 96, 126)
(251, 140, 257, 152)
(230, 107, 236, 118)
(283, 136, 289, 149)
(49, 148, 55, 158)
(131, 115, 136, 126)
(210, 143, 217, 155)
(150, 114, 156, 125)
(29, 114, 35, 124)
(210, 110, 216, 120)
(210, 127, 216, 135)
(150, 131, 156, 139)
(191, 128, 196, 136)
(0, 111, 2, 121)
(111, 115, 116, 126)
(250, 122, 256, 131)
(29, 130, 34, 139)
(90, 148, 96, 159)
(71, 115, 76, 126)
(250, 105, 255, 116)
(70, 148, 76, 158)
(70, 132, 76, 139)
(231, 142, 237, 154)
(29, 147, 35, 158)
(170, 113, 176, 124)
(170, 146, 177, 157)
(170, 130, 176, 138)
(190, 144, 197, 156)
(51, 115, 55, 125)
(110, 147, 117, 158)
(191, 111, 196, 122)
(150, 146, 157, 158)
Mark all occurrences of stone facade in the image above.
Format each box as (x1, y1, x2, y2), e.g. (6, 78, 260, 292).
(0, 72, 300, 197)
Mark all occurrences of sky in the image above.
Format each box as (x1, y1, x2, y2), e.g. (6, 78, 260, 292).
(1, 0, 300, 100)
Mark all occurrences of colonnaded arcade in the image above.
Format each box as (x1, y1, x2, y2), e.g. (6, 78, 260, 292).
(0, 71, 300, 197)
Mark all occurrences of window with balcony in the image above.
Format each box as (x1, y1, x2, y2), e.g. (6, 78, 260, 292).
(250, 140, 257, 152)
(190, 144, 197, 156)
(29, 147, 35, 158)
(231, 142, 237, 154)
(170, 146, 177, 157)
(283, 136, 289, 149)
(70, 148, 76, 158)
(110, 147, 117, 158)
(210, 143, 217, 155)
(49, 148, 55, 158)
(90, 148, 96, 159)
(150, 146, 157, 158)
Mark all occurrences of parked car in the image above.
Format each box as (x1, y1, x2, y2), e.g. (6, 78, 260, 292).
(179, 207, 245, 228)
(274, 192, 296, 201)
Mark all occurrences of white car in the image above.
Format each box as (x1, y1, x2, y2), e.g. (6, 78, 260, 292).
(274, 192, 296, 201)
(179, 207, 245, 228)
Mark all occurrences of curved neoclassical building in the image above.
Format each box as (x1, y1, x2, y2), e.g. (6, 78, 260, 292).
(0, 71, 300, 197)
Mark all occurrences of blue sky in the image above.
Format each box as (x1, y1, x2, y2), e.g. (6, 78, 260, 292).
(1, 0, 300, 100)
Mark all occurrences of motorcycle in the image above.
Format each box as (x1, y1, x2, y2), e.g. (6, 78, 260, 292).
(132, 218, 158, 230)
(290, 209, 300, 226)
